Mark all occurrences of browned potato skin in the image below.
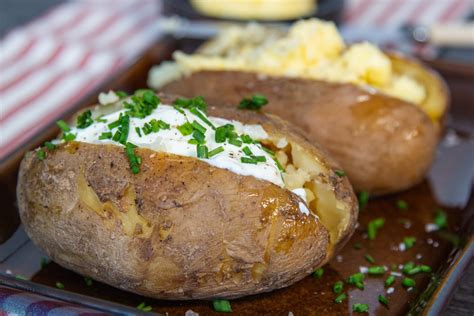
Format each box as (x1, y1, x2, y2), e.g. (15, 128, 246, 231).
(17, 104, 357, 300)
(162, 72, 438, 195)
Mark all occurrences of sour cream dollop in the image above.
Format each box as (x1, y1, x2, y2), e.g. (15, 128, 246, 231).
(70, 101, 284, 187)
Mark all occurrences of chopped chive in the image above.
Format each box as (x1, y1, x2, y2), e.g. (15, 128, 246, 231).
(44, 141, 56, 150)
(273, 157, 285, 172)
(238, 94, 268, 110)
(208, 146, 224, 158)
(135, 127, 142, 137)
(177, 122, 193, 136)
(402, 277, 416, 288)
(55, 282, 65, 289)
(367, 218, 385, 240)
(115, 91, 128, 98)
(188, 139, 199, 145)
(76, 110, 94, 129)
(253, 155, 266, 162)
(333, 281, 344, 294)
(84, 277, 93, 286)
(192, 130, 206, 144)
(397, 199, 408, 210)
(242, 146, 253, 156)
(15, 275, 27, 280)
(335, 169, 346, 177)
(228, 138, 242, 147)
(261, 146, 274, 156)
(189, 107, 215, 129)
(420, 265, 432, 273)
(353, 243, 362, 250)
(368, 266, 386, 275)
(241, 157, 257, 164)
(347, 272, 365, 289)
(402, 262, 416, 274)
(213, 299, 232, 313)
(334, 293, 347, 303)
(407, 266, 422, 275)
(173, 104, 185, 114)
(378, 295, 388, 307)
(353, 303, 369, 313)
(99, 132, 112, 140)
(191, 120, 207, 134)
(358, 191, 369, 210)
(437, 231, 461, 247)
(215, 126, 228, 143)
(385, 275, 395, 287)
(313, 268, 324, 279)
(241, 134, 254, 144)
(37, 149, 46, 160)
(434, 209, 448, 229)
(136, 302, 152, 312)
(56, 120, 71, 132)
(96, 115, 107, 123)
(62, 133, 76, 141)
(403, 236, 416, 249)
(125, 142, 141, 174)
(365, 254, 375, 263)
(197, 144, 208, 159)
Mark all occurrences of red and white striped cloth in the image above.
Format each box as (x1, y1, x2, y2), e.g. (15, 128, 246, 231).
(0, 0, 472, 161)
(0, 0, 162, 160)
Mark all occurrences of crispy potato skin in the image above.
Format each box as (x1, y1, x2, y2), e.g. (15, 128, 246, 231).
(162, 72, 438, 195)
(18, 105, 357, 300)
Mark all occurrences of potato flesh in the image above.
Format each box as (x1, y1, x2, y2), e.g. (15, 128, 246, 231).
(265, 137, 349, 249)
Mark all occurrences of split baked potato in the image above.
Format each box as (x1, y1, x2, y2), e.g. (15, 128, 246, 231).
(151, 19, 448, 195)
(17, 92, 357, 300)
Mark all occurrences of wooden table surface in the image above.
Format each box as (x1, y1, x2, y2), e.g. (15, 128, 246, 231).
(1, 1, 472, 315)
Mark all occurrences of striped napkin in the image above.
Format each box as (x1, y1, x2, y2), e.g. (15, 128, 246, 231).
(0, 0, 472, 161)
(0, 0, 162, 161)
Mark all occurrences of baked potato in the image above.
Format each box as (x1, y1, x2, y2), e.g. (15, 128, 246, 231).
(150, 19, 448, 195)
(17, 91, 357, 300)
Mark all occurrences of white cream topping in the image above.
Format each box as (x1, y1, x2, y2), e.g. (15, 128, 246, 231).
(70, 103, 284, 187)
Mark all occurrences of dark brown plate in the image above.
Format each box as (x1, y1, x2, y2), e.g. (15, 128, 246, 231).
(0, 37, 473, 315)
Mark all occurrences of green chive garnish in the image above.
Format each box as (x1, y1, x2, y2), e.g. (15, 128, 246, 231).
(189, 107, 215, 129)
(136, 302, 152, 312)
(397, 199, 408, 210)
(333, 281, 344, 294)
(44, 141, 56, 150)
(84, 277, 93, 286)
(62, 133, 76, 141)
(228, 138, 242, 147)
(241, 134, 254, 144)
(115, 91, 128, 98)
(353, 303, 369, 313)
(238, 94, 268, 110)
(55, 282, 65, 289)
(99, 132, 112, 140)
(403, 236, 416, 249)
(125, 142, 141, 174)
(402, 277, 416, 288)
(254, 155, 267, 162)
(242, 146, 253, 156)
(135, 127, 142, 137)
(313, 268, 324, 279)
(365, 254, 375, 263)
(358, 191, 369, 210)
(347, 272, 365, 289)
(368, 266, 386, 275)
(76, 110, 94, 129)
(177, 122, 193, 136)
(208, 146, 224, 158)
(353, 243, 362, 250)
(241, 157, 257, 164)
(402, 262, 415, 274)
(37, 149, 46, 160)
(335, 169, 345, 177)
(420, 265, 432, 273)
(192, 130, 206, 144)
(191, 120, 207, 134)
(197, 144, 208, 159)
(56, 120, 70, 132)
(334, 293, 347, 303)
(367, 218, 385, 240)
(378, 295, 388, 307)
(385, 275, 395, 287)
(434, 209, 448, 229)
(213, 299, 232, 313)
